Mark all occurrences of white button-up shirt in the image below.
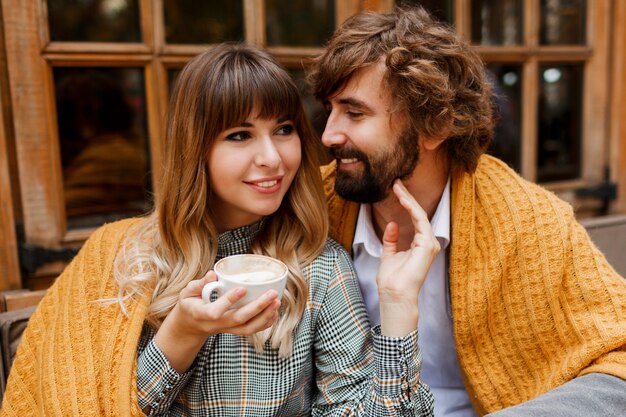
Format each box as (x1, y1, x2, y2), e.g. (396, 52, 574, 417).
(352, 179, 477, 417)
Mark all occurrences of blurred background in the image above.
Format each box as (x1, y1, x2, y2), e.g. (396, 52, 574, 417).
(1, 0, 625, 292)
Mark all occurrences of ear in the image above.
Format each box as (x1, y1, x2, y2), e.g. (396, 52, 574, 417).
(421, 127, 450, 151)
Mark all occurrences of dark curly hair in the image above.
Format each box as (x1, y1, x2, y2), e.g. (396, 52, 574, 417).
(307, 6, 495, 173)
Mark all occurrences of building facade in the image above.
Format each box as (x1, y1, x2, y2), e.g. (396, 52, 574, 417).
(1, 0, 625, 290)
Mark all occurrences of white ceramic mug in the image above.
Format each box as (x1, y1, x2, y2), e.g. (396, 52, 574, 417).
(201, 254, 288, 309)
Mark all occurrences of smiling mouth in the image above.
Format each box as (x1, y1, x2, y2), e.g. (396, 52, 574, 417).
(340, 158, 358, 164)
(256, 180, 278, 188)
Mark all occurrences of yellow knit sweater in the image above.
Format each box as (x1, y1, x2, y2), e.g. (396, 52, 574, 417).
(322, 155, 626, 415)
(1, 218, 148, 416)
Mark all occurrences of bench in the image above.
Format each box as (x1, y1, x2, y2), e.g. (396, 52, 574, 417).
(580, 214, 626, 277)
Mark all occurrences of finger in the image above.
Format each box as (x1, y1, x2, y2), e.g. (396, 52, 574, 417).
(392, 179, 432, 236)
(180, 271, 219, 299)
(205, 287, 248, 318)
(230, 300, 281, 335)
(381, 222, 399, 257)
(228, 290, 279, 325)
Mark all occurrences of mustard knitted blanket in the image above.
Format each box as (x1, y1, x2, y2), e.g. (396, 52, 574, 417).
(323, 155, 626, 415)
(1, 218, 148, 416)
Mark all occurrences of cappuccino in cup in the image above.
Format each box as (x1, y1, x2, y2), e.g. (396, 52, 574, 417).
(202, 254, 288, 309)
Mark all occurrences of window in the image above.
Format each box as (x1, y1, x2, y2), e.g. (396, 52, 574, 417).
(1, 0, 357, 287)
(0, 0, 621, 289)
(397, 0, 611, 215)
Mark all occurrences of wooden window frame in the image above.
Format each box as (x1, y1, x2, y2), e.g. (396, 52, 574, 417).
(0, 0, 360, 288)
(364, 0, 613, 214)
(471, 0, 611, 215)
(0, 0, 622, 290)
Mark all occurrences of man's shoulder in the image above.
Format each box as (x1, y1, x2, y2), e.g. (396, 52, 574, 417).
(475, 155, 573, 213)
(320, 161, 338, 201)
(319, 162, 360, 253)
(458, 155, 577, 242)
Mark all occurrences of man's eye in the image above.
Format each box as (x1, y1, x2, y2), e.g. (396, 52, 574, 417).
(226, 131, 251, 141)
(347, 111, 363, 118)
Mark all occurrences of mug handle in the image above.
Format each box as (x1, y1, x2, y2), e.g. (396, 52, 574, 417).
(201, 281, 224, 304)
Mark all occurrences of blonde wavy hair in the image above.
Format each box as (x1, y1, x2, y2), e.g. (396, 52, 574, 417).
(114, 44, 328, 357)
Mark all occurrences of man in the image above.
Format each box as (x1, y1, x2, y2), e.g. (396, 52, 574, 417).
(307, 6, 626, 417)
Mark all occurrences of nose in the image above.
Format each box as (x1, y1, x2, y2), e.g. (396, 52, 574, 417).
(321, 110, 347, 148)
(255, 136, 281, 168)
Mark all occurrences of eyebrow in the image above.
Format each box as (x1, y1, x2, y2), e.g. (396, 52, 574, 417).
(236, 115, 290, 128)
(337, 97, 374, 113)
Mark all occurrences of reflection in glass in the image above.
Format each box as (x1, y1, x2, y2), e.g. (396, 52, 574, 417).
(54, 68, 151, 229)
(266, 0, 335, 47)
(486, 65, 522, 172)
(396, 0, 454, 25)
(47, 0, 141, 42)
(164, 0, 243, 44)
(287, 68, 330, 164)
(540, 0, 586, 45)
(472, 0, 522, 45)
(537, 64, 583, 182)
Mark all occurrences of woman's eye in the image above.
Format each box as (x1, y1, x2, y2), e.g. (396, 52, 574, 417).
(226, 131, 251, 141)
(276, 124, 295, 135)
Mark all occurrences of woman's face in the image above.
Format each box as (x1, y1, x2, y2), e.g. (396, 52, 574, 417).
(208, 114, 302, 232)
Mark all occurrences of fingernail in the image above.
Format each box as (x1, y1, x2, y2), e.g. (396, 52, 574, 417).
(265, 291, 278, 300)
(235, 288, 246, 296)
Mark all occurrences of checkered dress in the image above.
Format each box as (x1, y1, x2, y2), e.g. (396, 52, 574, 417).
(137, 222, 434, 416)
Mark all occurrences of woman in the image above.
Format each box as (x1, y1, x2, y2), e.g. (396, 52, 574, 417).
(1, 44, 437, 416)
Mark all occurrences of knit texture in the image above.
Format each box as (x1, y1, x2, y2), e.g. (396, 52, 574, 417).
(0, 218, 148, 416)
(322, 154, 626, 416)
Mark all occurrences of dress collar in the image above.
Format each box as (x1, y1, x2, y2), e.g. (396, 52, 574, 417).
(216, 220, 266, 259)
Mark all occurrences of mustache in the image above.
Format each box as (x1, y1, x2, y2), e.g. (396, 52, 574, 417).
(330, 146, 369, 162)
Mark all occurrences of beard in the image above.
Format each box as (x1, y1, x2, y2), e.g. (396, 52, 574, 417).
(331, 126, 420, 203)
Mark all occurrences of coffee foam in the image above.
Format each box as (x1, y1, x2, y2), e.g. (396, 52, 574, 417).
(228, 270, 279, 283)
(217, 255, 286, 282)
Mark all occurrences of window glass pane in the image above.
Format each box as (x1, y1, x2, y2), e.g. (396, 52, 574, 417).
(47, 0, 141, 42)
(472, 0, 522, 45)
(537, 64, 583, 182)
(164, 0, 244, 44)
(486, 64, 522, 172)
(265, 0, 335, 47)
(54, 68, 151, 230)
(167, 67, 183, 94)
(396, 0, 454, 25)
(288, 68, 330, 164)
(540, 0, 586, 45)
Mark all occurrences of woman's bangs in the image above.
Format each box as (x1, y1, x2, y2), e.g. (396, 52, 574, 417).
(252, 75, 301, 122)
(213, 73, 257, 133)
(209, 51, 302, 132)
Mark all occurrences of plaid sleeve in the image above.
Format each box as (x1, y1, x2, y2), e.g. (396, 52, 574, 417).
(136, 337, 193, 416)
(372, 326, 434, 415)
(312, 244, 434, 417)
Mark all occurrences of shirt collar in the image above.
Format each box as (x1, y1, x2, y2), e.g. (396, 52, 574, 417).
(353, 203, 382, 257)
(352, 178, 451, 257)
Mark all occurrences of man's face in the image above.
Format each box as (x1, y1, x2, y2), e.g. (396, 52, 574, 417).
(322, 63, 419, 203)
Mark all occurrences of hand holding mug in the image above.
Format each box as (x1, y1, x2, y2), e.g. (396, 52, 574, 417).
(202, 254, 289, 309)
(153, 255, 286, 373)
